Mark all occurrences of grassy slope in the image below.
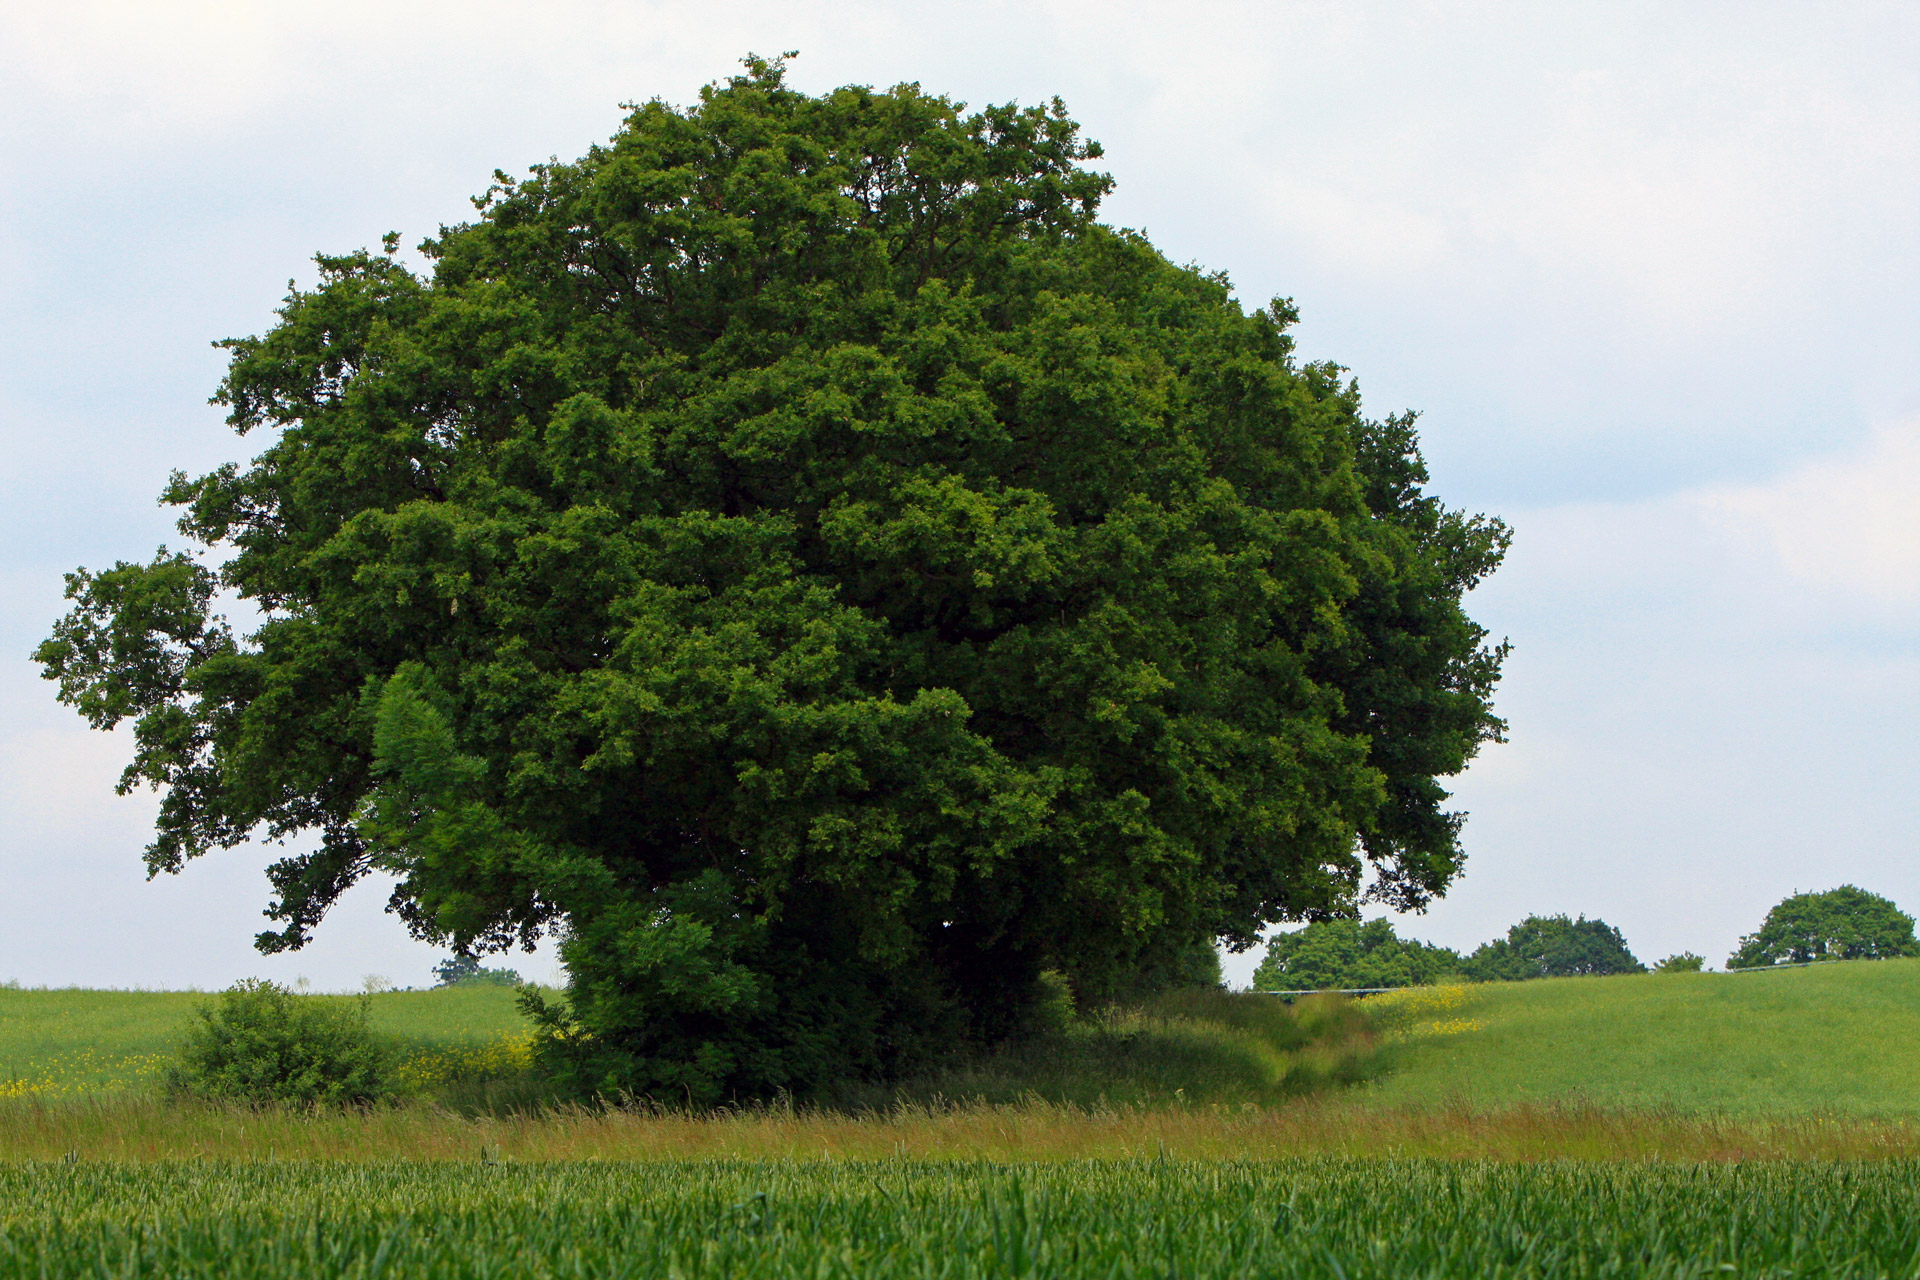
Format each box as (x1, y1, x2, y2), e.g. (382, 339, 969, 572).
(0, 985, 528, 1091)
(1362, 958, 1920, 1116)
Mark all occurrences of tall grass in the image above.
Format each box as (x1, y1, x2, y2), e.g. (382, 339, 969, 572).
(4, 1158, 1919, 1278)
(6, 1092, 1920, 1163)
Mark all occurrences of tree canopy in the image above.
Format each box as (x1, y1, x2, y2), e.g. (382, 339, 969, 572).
(1251, 912, 1647, 990)
(1461, 915, 1644, 981)
(35, 56, 1508, 1101)
(1252, 918, 1465, 991)
(1728, 886, 1918, 968)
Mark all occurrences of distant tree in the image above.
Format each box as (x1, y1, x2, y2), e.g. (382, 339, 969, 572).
(1727, 886, 1919, 969)
(1253, 918, 1465, 991)
(432, 955, 523, 988)
(1462, 914, 1644, 981)
(1653, 952, 1705, 973)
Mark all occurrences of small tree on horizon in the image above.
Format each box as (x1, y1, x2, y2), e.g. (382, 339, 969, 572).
(1462, 914, 1644, 981)
(432, 954, 523, 988)
(1252, 918, 1464, 991)
(1727, 886, 1919, 968)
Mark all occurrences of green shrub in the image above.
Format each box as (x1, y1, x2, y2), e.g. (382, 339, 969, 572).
(1654, 952, 1706, 972)
(169, 980, 394, 1105)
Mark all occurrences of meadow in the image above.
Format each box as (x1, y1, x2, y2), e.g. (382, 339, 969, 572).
(1360, 959, 1920, 1116)
(0, 984, 530, 1099)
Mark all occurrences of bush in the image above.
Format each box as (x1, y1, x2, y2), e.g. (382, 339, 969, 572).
(1728, 886, 1919, 968)
(1654, 952, 1706, 973)
(1461, 915, 1644, 981)
(170, 979, 393, 1105)
(1253, 919, 1465, 991)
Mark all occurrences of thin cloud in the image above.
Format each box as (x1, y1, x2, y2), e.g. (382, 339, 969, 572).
(1699, 422, 1920, 609)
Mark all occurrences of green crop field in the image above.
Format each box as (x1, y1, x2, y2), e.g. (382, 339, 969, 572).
(3, 1158, 1918, 1278)
(1360, 959, 1920, 1116)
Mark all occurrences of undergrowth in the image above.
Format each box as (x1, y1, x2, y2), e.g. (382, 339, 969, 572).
(850, 987, 1381, 1110)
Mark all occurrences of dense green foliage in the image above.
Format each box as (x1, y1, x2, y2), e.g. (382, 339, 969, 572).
(4, 1160, 1919, 1278)
(1461, 914, 1644, 980)
(1728, 885, 1919, 968)
(1652, 952, 1704, 973)
(1105, 937, 1223, 1001)
(1251, 918, 1463, 990)
(34, 57, 1507, 1103)
(169, 980, 391, 1106)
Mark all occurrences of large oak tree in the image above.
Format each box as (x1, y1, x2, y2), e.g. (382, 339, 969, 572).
(39, 57, 1508, 1100)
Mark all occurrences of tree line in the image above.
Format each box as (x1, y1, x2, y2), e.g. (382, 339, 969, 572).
(1253, 885, 1920, 991)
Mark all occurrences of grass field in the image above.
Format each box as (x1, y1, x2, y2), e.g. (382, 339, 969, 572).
(0, 984, 531, 1097)
(1359, 959, 1920, 1116)
(4, 1158, 1917, 1278)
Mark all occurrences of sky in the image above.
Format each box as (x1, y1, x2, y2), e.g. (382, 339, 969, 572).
(2, 0, 1916, 991)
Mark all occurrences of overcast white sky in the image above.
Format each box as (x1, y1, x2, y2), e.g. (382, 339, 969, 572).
(2, 0, 1915, 991)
